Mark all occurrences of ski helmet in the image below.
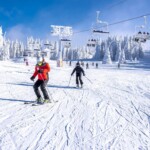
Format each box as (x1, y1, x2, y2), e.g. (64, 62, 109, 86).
(76, 62, 80, 66)
(37, 56, 42, 63)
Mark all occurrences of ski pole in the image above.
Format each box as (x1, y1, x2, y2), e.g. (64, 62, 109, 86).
(68, 76, 72, 87)
(85, 76, 92, 84)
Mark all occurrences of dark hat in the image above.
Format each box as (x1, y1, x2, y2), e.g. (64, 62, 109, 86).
(76, 62, 80, 66)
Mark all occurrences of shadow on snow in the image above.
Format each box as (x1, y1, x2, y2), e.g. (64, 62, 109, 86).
(0, 98, 34, 103)
(47, 85, 77, 89)
(6, 82, 77, 89)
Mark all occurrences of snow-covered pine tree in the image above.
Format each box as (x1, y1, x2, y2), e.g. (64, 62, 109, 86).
(102, 42, 112, 64)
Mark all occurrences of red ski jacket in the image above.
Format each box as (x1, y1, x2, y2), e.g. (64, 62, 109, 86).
(32, 62, 50, 80)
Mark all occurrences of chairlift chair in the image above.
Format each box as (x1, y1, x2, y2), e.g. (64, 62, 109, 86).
(92, 11, 109, 35)
(87, 38, 97, 47)
(23, 54, 28, 57)
(41, 51, 47, 56)
(93, 30, 109, 34)
(133, 16, 150, 43)
(61, 39, 71, 41)
(24, 49, 33, 54)
(34, 48, 40, 51)
(44, 43, 51, 46)
(50, 49, 56, 53)
(133, 31, 150, 43)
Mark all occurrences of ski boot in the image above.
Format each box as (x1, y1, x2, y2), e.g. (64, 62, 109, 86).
(36, 97, 43, 104)
(76, 84, 79, 88)
(43, 99, 51, 103)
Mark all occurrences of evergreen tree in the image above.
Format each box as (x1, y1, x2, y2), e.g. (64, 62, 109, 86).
(102, 43, 112, 64)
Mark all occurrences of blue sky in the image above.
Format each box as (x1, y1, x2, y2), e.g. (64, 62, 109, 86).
(0, 0, 150, 46)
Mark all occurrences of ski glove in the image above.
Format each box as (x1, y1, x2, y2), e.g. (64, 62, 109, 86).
(38, 69, 43, 73)
(30, 76, 35, 81)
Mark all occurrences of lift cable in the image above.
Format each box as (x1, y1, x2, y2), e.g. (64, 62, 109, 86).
(73, 13, 150, 34)
(102, 0, 128, 11)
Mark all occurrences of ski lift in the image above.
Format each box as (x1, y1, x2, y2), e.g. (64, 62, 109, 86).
(23, 52, 28, 57)
(34, 48, 40, 51)
(44, 40, 53, 46)
(41, 51, 47, 57)
(133, 32, 149, 43)
(49, 42, 55, 52)
(133, 16, 150, 43)
(65, 42, 71, 48)
(42, 48, 50, 52)
(50, 49, 56, 53)
(44, 42, 51, 46)
(93, 30, 109, 34)
(92, 11, 109, 34)
(23, 49, 33, 57)
(61, 38, 71, 48)
(24, 49, 33, 55)
(87, 38, 97, 47)
(60, 39, 71, 41)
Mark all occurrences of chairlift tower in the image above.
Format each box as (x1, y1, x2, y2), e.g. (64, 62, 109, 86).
(87, 11, 109, 50)
(34, 48, 41, 63)
(51, 25, 73, 67)
(92, 11, 111, 63)
(41, 41, 53, 59)
(90, 11, 109, 43)
(93, 11, 109, 34)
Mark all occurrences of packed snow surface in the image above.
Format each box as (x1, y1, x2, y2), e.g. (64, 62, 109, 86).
(0, 58, 150, 150)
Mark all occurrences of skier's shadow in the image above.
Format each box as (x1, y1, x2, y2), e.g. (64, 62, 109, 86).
(47, 85, 76, 89)
(0, 98, 34, 103)
(6, 82, 33, 87)
(6, 82, 76, 89)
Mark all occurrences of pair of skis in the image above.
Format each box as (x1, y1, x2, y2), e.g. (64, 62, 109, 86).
(24, 101, 44, 106)
(24, 100, 58, 106)
(75, 86, 83, 89)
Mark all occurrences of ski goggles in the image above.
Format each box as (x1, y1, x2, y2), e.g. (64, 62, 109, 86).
(38, 62, 43, 66)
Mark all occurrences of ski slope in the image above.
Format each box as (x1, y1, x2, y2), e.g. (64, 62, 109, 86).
(0, 58, 150, 150)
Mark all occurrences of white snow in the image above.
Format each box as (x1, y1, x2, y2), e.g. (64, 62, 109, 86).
(0, 57, 150, 150)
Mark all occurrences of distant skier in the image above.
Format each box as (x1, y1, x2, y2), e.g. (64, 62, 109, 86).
(26, 59, 29, 66)
(30, 57, 51, 104)
(86, 63, 89, 69)
(71, 62, 85, 88)
(81, 61, 84, 67)
(96, 63, 98, 68)
(69, 61, 72, 66)
(118, 62, 120, 69)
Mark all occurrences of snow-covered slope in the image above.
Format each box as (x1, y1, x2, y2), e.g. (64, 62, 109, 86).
(0, 59, 150, 150)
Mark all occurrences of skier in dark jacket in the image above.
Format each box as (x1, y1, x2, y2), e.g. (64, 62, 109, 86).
(71, 62, 85, 88)
(118, 62, 120, 69)
(96, 63, 98, 68)
(86, 63, 89, 69)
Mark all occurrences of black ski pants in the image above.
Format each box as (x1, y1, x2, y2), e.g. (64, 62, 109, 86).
(33, 79, 49, 99)
(76, 74, 83, 85)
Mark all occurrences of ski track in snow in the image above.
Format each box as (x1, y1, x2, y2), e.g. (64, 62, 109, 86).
(0, 60, 150, 150)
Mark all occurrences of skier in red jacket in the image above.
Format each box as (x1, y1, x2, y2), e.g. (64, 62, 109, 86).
(30, 57, 50, 104)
